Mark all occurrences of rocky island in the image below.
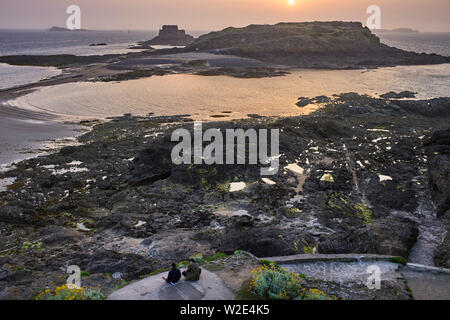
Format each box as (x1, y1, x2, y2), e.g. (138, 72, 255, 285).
(147, 25, 195, 46)
(186, 22, 449, 68)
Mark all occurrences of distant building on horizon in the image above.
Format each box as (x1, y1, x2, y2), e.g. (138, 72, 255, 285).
(148, 25, 194, 46)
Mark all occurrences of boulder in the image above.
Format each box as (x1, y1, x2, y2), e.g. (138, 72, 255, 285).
(318, 217, 419, 258)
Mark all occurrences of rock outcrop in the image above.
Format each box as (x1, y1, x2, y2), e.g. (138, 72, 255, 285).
(148, 25, 194, 46)
(185, 22, 450, 68)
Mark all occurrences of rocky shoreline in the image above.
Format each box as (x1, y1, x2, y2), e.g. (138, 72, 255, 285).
(0, 92, 449, 299)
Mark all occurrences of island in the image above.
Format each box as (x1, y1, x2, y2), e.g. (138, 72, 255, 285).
(147, 25, 195, 46)
(185, 22, 447, 68)
(375, 28, 419, 34)
(48, 26, 89, 32)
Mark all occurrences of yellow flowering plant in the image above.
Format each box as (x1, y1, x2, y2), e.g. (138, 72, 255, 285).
(35, 284, 105, 300)
(249, 263, 334, 300)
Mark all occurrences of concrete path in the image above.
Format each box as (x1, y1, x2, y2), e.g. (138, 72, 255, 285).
(107, 268, 235, 300)
(401, 263, 450, 300)
(263, 254, 450, 300)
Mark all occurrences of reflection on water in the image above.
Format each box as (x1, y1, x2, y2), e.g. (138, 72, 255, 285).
(10, 64, 450, 121)
(0, 63, 61, 90)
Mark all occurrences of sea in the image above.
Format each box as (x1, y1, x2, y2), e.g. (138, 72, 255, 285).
(0, 29, 205, 89)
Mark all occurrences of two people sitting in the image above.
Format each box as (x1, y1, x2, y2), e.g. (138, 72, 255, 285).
(162, 259, 202, 285)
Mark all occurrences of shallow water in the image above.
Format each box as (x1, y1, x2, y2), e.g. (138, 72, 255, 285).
(0, 63, 61, 90)
(0, 30, 151, 56)
(10, 64, 450, 121)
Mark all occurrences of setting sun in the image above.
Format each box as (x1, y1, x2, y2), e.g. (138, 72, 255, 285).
(288, 0, 295, 5)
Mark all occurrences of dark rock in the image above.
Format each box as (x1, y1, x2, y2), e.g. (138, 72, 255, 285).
(425, 128, 450, 215)
(219, 227, 313, 257)
(83, 251, 156, 280)
(380, 91, 416, 99)
(395, 98, 450, 117)
(318, 217, 419, 258)
(148, 25, 194, 46)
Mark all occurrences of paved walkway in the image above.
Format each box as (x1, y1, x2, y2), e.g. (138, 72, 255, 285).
(401, 264, 450, 300)
(107, 268, 234, 300)
(264, 254, 450, 300)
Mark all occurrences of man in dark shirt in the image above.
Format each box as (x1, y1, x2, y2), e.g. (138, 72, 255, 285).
(182, 259, 202, 281)
(162, 263, 181, 284)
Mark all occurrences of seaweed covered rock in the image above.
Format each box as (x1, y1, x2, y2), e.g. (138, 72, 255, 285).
(425, 128, 450, 215)
(318, 217, 419, 258)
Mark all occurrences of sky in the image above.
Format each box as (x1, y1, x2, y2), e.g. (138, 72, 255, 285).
(0, 0, 449, 32)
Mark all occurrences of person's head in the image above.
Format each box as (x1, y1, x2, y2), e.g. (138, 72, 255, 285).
(171, 262, 177, 269)
(189, 259, 195, 264)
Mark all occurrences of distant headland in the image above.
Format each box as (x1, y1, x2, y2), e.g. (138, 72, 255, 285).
(374, 28, 419, 34)
(48, 26, 90, 32)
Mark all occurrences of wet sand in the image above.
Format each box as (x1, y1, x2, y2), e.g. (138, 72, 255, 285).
(0, 103, 83, 166)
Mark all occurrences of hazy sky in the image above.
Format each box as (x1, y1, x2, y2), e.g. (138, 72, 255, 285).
(0, 0, 449, 32)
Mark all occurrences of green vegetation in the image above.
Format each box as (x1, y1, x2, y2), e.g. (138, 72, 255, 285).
(21, 241, 42, 251)
(115, 280, 130, 290)
(249, 265, 333, 300)
(35, 284, 105, 300)
(216, 181, 231, 193)
(260, 260, 278, 268)
(80, 270, 91, 277)
(285, 207, 300, 217)
(326, 192, 373, 224)
(389, 257, 408, 266)
(354, 203, 373, 224)
(204, 252, 228, 262)
(301, 239, 316, 254)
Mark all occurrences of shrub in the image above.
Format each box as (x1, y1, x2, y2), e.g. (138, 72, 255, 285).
(35, 284, 105, 300)
(249, 265, 303, 299)
(249, 265, 333, 300)
(204, 252, 228, 262)
(80, 270, 91, 277)
(389, 257, 408, 266)
(302, 239, 315, 254)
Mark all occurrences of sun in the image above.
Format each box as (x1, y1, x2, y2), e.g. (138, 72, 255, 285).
(288, 0, 295, 5)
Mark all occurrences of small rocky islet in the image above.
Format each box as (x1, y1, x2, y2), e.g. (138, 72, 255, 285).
(0, 92, 449, 299)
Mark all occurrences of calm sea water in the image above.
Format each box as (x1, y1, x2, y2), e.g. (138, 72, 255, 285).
(376, 32, 450, 56)
(10, 64, 450, 121)
(0, 29, 153, 56)
(0, 29, 206, 89)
